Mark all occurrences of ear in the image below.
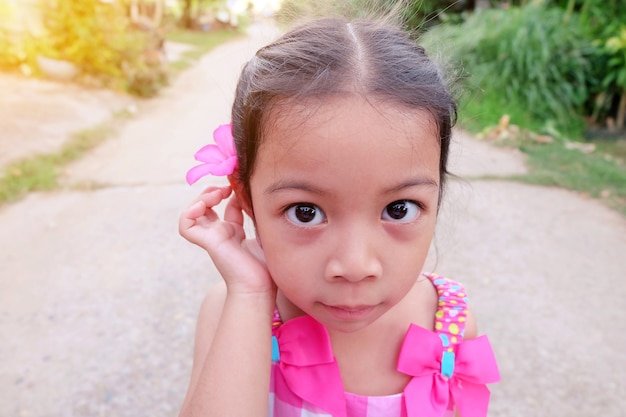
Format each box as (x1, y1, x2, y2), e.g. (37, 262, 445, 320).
(228, 175, 254, 220)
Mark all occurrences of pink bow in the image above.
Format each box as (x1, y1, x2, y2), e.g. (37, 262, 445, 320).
(273, 316, 347, 417)
(398, 324, 500, 417)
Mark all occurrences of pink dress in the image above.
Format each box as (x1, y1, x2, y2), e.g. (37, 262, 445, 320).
(268, 273, 500, 417)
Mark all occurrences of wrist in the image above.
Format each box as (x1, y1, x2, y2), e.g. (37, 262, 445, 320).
(221, 288, 276, 331)
(224, 286, 276, 308)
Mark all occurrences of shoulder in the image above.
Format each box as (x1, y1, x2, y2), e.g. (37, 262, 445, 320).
(421, 273, 478, 340)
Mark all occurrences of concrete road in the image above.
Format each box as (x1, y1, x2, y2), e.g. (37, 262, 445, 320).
(1, 22, 625, 416)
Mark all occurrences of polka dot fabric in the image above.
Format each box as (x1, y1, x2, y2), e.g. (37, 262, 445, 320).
(430, 273, 469, 354)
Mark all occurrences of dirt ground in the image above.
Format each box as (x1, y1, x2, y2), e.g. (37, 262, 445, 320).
(0, 74, 135, 170)
(1, 22, 625, 416)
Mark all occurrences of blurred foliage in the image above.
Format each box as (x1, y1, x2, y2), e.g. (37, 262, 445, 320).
(423, 4, 596, 136)
(0, 1, 33, 71)
(178, 0, 228, 29)
(277, 0, 475, 29)
(593, 25, 626, 130)
(399, 0, 475, 29)
(0, 0, 168, 97)
(0, 29, 26, 69)
(417, 0, 626, 214)
(38, 0, 167, 96)
(540, 0, 626, 130)
(602, 29, 626, 92)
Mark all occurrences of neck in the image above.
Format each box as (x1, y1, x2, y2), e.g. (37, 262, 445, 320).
(274, 279, 437, 396)
(329, 307, 411, 395)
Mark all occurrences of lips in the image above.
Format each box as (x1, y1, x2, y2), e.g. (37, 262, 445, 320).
(322, 303, 376, 321)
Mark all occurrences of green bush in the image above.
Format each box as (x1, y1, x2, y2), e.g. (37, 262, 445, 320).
(0, 0, 170, 96)
(0, 30, 23, 70)
(423, 4, 597, 136)
(37, 0, 168, 94)
(0, 2, 38, 73)
(545, 0, 626, 129)
(277, 0, 472, 28)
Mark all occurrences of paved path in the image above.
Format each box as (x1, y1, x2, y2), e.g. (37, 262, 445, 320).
(1, 23, 625, 417)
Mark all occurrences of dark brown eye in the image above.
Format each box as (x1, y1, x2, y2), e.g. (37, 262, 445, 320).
(382, 200, 420, 222)
(286, 204, 326, 226)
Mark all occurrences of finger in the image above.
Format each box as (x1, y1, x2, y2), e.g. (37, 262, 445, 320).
(179, 200, 206, 236)
(187, 199, 209, 220)
(224, 193, 244, 227)
(201, 184, 231, 197)
(189, 185, 230, 205)
(197, 187, 232, 210)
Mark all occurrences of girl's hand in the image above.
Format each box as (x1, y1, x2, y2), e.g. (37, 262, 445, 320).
(179, 186, 274, 295)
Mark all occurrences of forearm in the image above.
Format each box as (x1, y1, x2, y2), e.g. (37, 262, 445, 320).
(181, 290, 275, 417)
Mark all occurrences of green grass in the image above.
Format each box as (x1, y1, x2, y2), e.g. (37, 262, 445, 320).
(0, 122, 116, 205)
(457, 85, 626, 216)
(460, 90, 532, 135)
(512, 141, 626, 216)
(165, 27, 243, 72)
(459, 87, 583, 141)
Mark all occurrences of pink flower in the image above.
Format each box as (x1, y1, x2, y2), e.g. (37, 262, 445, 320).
(186, 123, 238, 185)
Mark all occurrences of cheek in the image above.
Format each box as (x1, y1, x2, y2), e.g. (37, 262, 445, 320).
(255, 223, 299, 279)
(262, 238, 314, 278)
(385, 215, 437, 248)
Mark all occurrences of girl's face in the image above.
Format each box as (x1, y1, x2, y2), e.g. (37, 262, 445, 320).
(249, 95, 441, 333)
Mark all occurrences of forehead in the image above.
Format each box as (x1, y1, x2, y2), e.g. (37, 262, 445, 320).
(267, 94, 438, 137)
(257, 95, 441, 173)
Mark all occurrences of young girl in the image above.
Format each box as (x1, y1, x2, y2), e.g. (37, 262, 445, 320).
(178, 14, 499, 417)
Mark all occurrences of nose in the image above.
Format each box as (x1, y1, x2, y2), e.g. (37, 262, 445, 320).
(324, 223, 383, 282)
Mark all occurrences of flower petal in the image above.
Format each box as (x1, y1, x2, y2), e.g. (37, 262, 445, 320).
(213, 123, 235, 155)
(215, 155, 237, 175)
(185, 156, 238, 184)
(185, 123, 238, 185)
(194, 144, 227, 163)
(186, 164, 216, 185)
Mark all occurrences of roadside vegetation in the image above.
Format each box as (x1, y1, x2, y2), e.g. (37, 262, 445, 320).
(0, 115, 124, 204)
(418, 0, 626, 215)
(0, 0, 244, 97)
(0, 0, 246, 206)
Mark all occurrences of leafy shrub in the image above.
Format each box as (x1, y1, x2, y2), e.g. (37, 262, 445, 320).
(400, 0, 475, 29)
(37, 0, 168, 94)
(544, 0, 626, 130)
(0, 0, 169, 96)
(423, 4, 597, 136)
(0, 29, 23, 70)
(277, 0, 472, 28)
(590, 25, 626, 129)
(0, 2, 39, 73)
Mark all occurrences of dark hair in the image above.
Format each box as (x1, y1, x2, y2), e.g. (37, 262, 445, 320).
(231, 16, 457, 206)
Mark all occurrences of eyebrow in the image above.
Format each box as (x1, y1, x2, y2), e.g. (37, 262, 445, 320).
(265, 180, 327, 195)
(265, 177, 439, 195)
(384, 177, 440, 194)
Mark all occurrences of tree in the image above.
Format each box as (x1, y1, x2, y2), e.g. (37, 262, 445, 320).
(180, 0, 228, 29)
